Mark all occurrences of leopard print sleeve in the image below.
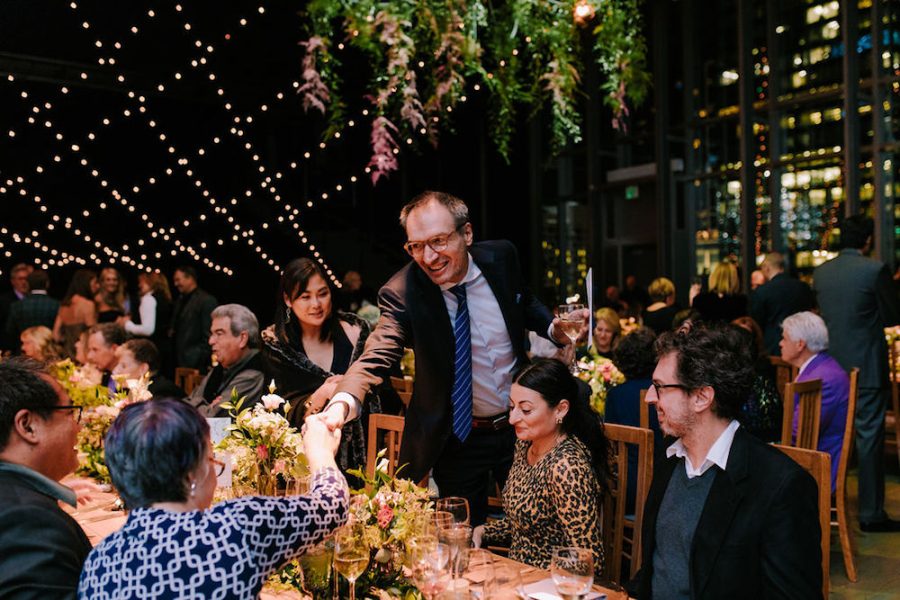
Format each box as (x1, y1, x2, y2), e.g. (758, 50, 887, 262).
(481, 515, 512, 548)
(547, 441, 605, 578)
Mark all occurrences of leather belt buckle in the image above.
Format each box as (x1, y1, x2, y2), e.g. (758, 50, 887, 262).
(490, 413, 510, 430)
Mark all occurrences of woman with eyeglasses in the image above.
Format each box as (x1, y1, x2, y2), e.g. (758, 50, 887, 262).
(78, 398, 348, 599)
(261, 258, 383, 479)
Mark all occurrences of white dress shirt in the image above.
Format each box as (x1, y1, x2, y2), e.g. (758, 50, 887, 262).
(666, 419, 741, 478)
(124, 292, 158, 336)
(797, 353, 818, 379)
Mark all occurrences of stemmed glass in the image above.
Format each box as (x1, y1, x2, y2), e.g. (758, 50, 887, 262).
(465, 549, 495, 600)
(409, 542, 451, 599)
(488, 563, 527, 600)
(435, 497, 470, 525)
(550, 547, 594, 600)
(298, 537, 333, 600)
(557, 304, 586, 374)
(334, 525, 369, 600)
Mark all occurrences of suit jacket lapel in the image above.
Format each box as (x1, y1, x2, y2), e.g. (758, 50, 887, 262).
(410, 266, 453, 367)
(691, 429, 750, 597)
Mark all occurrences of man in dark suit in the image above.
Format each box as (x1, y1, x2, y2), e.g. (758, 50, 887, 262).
(320, 191, 580, 525)
(0, 262, 33, 352)
(170, 265, 218, 373)
(814, 215, 900, 531)
(0, 357, 92, 599)
(634, 324, 821, 599)
(5, 269, 60, 349)
(750, 251, 814, 356)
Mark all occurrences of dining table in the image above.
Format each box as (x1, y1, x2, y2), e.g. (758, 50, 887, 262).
(65, 486, 627, 600)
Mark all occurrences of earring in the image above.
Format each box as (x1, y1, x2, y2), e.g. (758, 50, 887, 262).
(556, 418, 563, 425)
(190, 481, 196, 497)
(284, 306, 292, 321)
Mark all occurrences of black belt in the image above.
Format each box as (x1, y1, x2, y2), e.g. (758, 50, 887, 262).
(471, 412, 511, 431)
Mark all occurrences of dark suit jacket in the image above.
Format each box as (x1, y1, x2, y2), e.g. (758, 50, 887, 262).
(336, 240, 554, 482)
(750, 273, 815, 356)
(813, 249, 900, 389)
(170, 287, 217, 372)
(0, 290, 23, 351)
(633, 428, 822, 600)
(0, 468, 92, 600)
(5, 293, 60, 343)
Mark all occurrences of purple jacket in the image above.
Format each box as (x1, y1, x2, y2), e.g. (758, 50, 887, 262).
(794, 352, 849, 491)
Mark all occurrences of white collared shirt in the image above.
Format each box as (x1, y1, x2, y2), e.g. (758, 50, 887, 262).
(797, 353, 818, 379)
(666, 420, 741, 478)
(439, 255, 515, 417)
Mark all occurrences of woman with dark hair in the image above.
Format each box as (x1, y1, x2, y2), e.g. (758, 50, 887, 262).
(262, 257, 380, 474)
(53, 269, 98, 359)
(730, 318, 782, 442)
(78, 399, 348, 598)
(477, 358, 608, 577)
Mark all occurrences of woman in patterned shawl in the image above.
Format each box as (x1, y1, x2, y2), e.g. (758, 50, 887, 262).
(262, 258, 381, 477)
(78, 399, 348, 599)
(477, 358, 609, 578)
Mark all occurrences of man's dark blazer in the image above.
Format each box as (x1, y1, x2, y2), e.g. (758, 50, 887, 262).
(336, 240, 555, 483)
(750, 272, 814, 356)
(5, 293, 60, 343)
(633, 428, 822, 600)
(170, 287, 217, 372)
(0, 290, 22, 351)
(813, 249, 900, 389)
(0, 470, 92, 599)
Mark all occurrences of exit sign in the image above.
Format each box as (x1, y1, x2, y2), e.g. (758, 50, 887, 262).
(625, 185, 639, 200)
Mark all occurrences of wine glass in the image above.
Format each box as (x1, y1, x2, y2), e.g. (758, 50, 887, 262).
(550, 547, 594, 600)
(464, 549, 495, 600)
(410, 542, 451, 599)
(436, 497, 470, 525)
(299, 537, 333, 600)
(557, 304, 586, 374)
(334, 526, 369, 600)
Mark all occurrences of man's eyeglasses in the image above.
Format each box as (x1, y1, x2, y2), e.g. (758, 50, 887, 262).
(651, 382, 691, 397)
(211, 457, 227, 477)
(403, 224, 466, 258)
(46, 405, 84, 423)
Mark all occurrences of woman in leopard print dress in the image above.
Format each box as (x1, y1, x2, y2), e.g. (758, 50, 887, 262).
(480, 358, 609, 578)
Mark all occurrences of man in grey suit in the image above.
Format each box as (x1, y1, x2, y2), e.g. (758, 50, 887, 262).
(814, 215, 900, 531)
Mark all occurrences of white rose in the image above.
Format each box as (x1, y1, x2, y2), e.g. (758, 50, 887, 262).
(261, 393, 285, 411)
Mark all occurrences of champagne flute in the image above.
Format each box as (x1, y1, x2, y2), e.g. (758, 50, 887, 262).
(436, 497, 470, 525)
(557, 304, 586, 374)
(550, 547, 593, 600)
(334, 526, 369, 600)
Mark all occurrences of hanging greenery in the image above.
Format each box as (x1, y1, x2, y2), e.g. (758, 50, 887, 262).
(300, 0, 649, 184)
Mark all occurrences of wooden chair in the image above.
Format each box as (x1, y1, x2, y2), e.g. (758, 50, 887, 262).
(365, 413, 428, 488)
(781, 378, 823, 449)
(886, 340, 900, 467)
(389, 376, 413, 409)
(602, 423, 654, 584)
(832, 368, 859, 582)
(639, 388, 650, 429)
(774, 444, 831, 599)
(174, 367, 201, 395)
(769, 356, 798, 405)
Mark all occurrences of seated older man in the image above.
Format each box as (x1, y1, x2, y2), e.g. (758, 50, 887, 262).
(780, 310, 849, 491)
(0, 358, 91, 598)
(187, 304, 266, 417)
(86, 322, 126, 393)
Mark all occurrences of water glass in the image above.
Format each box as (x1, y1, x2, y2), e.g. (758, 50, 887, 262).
(464, 549, 495, 599)
(550, 547, 594, 600)
(298, 537, 333, 600)
(438, 523, 472, 581)
(436, 497, 470, 525)
(410, 542, 451, 600)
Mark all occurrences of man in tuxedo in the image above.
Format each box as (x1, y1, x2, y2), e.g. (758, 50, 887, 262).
(814, 215, 900, 531)
(321, 191, 580, 524)
(0, 358, 92, 599)
(6, 269, 60, 348)
(0, 263, 33, 352)
(750, 252, 814, 356)
(634, 324, 821, 599)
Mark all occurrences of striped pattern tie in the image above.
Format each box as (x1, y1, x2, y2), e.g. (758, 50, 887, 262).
(450, 283, 473, 442)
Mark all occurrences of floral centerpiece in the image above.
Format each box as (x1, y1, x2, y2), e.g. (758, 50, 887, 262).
(886, 326, 900, 375)
(50, 361, 154, 483)
(216, 383, 308, 495)
(577, 352, 626, 416)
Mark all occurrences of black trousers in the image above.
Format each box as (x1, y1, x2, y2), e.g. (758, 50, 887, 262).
(431, 427, 516, 526)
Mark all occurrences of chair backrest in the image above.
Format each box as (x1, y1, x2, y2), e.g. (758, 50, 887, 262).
(602, 423, 654, 584)
(835, 368, 858, 507)
(773, 444, 831, 598)
(389, 376, 413, 408)
(366, 413, 406, 480)
(174, 367, 201, 395)
(781, 378, 823, 449)
(639, 388, 649, 430)
(769, 356, 798, 405)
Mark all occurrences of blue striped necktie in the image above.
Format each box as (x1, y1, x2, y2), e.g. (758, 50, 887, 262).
(450, 284, 473, 442)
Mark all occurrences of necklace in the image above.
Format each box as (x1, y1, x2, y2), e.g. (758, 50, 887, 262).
(528, 434, 567, 464)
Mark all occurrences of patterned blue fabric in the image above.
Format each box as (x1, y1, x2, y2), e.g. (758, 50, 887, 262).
(78, 468, 348, 600)
(450, 284, 473, 441)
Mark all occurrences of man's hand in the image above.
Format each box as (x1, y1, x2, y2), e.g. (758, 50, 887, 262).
(302, 414, 342, 472)
(308, 375, 344, 414)
(550, 307, 590, 345)
(319, 401, 348, 431)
